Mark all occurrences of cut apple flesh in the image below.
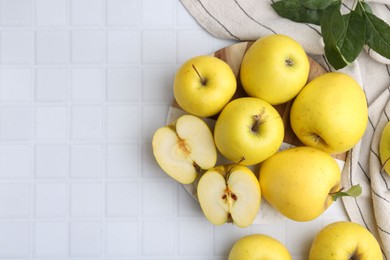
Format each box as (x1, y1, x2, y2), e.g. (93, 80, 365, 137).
(197, 165, 261, 228)
(152, 115, 217, 184)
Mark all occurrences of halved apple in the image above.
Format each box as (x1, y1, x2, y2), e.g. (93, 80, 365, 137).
(197, 164, 261, 228)
(152, 114, 217, 184)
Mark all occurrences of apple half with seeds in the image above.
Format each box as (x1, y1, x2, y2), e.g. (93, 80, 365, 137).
(197, 164, 261, 228)
(152, 114, 217, 184)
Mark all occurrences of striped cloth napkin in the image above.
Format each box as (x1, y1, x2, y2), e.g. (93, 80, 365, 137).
(180, 0, 390, 257)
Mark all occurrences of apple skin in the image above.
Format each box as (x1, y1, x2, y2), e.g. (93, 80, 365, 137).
(174, 55, 237, 117)
(240, 34, 310, 105)
(309, 221, 383, 260)
(228, 234, 292, 260)
(197, 164, 261, 228)
(152, 114, 217, 184)
(214, 97, 284, 165)
(259, 146, 341, 222)
(290, 72, 368, 154)
(379, 121, 390, 175)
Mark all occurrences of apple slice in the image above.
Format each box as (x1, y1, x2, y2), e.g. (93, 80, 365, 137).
(152, 114, 217, 184)
(197, 164, 261, 228)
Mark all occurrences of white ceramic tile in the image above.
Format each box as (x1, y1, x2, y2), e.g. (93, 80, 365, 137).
(0, 0, 33, 26)
(176, 29, 212, 63)
(286, 219, 320, 257)
(0, 31, 33, 64)
(0, 106, 32, 141)
(106, 67, 138, 102)
(141, 104, 169, 141)
(141, 0, 174, 28)
(250, 220, 287, 245)
(213, 224, 249, 257)
(177, 185, 204, 218)
(106, 105, 139, 141)
(71, 67, 104, 102)
(35, 106, 68, 141)
(142, 220, 173, 256)
(70, 222, 102, 257)
(0, 182, 30, 218)
(35, 144, 69, 179)
(141, 30, 176, 64)
(106, 182, 138, 217)
(176, 2, 200, 28)
(0, 68, 32, 102)
(70, 144, 103, 179)
(142, 181, 175, 218)
(0, 222, 30, 258)
(70, 182, 102, 217)
(141, 66, 175, 102)
(34, 182, 68, 218)
(105, 221, 138, 257)
(36, 30, 69, 64)
(36, 0, 67, 26)
(0, 144, 31, 179)
(106, 0, 138, 26)
(71, 106, 103, 140)
(36, 68, 69, 102)
(106, 144, 139, 179)
(34, 222, 68, 257)
(178, 219, 213, 256)
(107, 30, 139, 64)
(71, 0, 103, 26)
(71, 30, 104, 64)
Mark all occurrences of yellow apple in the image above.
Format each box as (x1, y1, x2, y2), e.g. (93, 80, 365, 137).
(290, 72, 368, 154)
(259, 146, 341, 221)
(309, 221, 383, 260)
(380, 121, 390, 175)
(240, 34, 310, 105)
(152, 114, 217, 184)
(173, 55, 237, 117)
(197, 164, 261, 228)
(213, 97, 284, 165)
(228, 234, 292, 260)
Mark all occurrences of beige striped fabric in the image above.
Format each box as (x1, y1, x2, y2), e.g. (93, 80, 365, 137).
(180, 0, 390, 258)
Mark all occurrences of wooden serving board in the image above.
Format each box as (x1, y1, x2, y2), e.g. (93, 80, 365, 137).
(167, 42, 348, 223)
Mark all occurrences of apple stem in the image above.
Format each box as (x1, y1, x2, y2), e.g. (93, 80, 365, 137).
(251, 113, 265, 132)
(192, 64, 206, 86)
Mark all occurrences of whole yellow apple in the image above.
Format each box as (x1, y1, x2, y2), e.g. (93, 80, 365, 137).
(380, 121, 390, 175)
(197, 164, 261, 228)
(228, 234, 292, 260)
(290, 72, 368, 154)
(240, 34, 310, 105)
(259, 146, 341, 221)
(214, 97, 284, 165)
(309, 221, 383, 260)
(174, 55, 236, 117)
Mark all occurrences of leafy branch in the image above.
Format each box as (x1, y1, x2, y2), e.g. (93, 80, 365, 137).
(271, 0, 390, 69)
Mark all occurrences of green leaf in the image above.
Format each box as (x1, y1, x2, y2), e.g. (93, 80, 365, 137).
(271, 0, 323, 25)
(331, 184, 362, 201)
(299, 0, 336, 10)
(339, 10, 366, 63)
(364, 11, 390, 59)
(320, 1, 349, 69)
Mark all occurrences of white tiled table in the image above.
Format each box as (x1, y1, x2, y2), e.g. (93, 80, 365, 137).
(0, 0, 348, 259)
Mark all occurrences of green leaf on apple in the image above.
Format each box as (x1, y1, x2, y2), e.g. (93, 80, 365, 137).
(331, 184, 362, 201)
